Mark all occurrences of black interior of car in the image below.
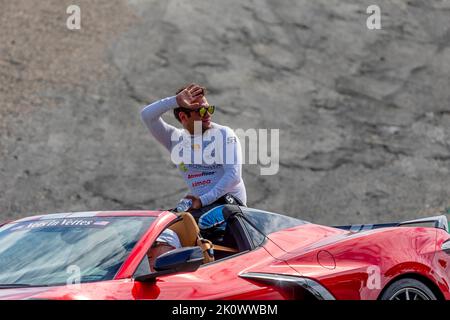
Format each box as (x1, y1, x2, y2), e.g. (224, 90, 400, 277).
(197, 205, 253, 260)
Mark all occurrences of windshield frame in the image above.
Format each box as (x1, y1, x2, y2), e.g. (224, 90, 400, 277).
(112, 211, 178, 280)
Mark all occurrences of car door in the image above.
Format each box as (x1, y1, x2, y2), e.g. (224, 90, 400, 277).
(131, 214, 295, 300)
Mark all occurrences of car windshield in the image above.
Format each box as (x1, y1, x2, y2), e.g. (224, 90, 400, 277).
(0, 216, 155, 287)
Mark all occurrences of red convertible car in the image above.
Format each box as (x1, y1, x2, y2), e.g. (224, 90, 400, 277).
(0, 204, 449, 300)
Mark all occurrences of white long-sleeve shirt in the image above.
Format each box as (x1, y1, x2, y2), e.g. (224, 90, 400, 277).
(140, 96, 247, 206)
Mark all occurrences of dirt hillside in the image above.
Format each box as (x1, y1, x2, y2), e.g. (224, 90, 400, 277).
(1, 0, 449, 225)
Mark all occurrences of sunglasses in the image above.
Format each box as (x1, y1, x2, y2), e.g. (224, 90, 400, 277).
(151, 241, 175, 249)
(195, 105, 215, 118)
(181, 105, 215, 118)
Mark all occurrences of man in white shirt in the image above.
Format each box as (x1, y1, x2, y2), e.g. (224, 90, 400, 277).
(140, 84, 247, 210)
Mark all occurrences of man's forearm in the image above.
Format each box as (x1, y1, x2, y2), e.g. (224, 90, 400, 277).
(141, 96, 177, 122)
(140, 96, 178, 151)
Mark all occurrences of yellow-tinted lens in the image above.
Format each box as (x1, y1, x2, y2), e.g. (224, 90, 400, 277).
(198, 105, 215, 117)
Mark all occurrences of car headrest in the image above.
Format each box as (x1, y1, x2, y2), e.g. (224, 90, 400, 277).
(168, 212, 200, 247)
(222, 205, 242, 220)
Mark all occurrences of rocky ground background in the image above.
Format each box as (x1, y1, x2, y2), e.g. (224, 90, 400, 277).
(0, 0, 449, 225)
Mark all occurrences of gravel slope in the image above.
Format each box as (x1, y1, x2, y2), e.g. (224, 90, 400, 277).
(0, 0, 449, 225)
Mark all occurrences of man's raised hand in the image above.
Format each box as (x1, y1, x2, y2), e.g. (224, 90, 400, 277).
(176, 84, 205, 109)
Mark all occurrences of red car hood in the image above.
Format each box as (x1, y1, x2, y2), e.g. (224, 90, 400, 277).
(0, 280, 135, 300)
(0, 287, 59, 300)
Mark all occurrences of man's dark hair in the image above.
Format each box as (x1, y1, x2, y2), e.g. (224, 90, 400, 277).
(173, 85, 206, 122)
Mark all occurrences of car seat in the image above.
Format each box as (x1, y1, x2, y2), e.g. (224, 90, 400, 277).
(168, 212, 214, 263)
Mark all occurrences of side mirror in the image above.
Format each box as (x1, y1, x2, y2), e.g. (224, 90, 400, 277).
(154, 246, 203, 272)
(135, 246, 203, 282)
